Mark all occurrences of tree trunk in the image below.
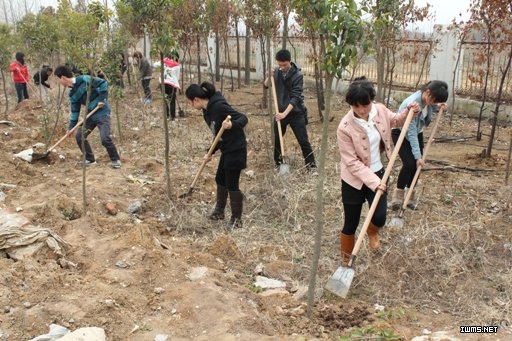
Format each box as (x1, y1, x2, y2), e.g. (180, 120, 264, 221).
(307, 74, 333, 318)
(266, 32, 274, 159)
(505, 131, 512, 185)
(477, 33, 492, 141)
(386, 49, 396, 107)
(224, 36, 234, 92)
(261, 35, 268, 109)
(282, 10, 289, 50)
(1, 69, 8, 118)
(245, 30, 251, 85)
(196, 35, 202, 83)
(375, 37, 386, 102)
(486, 45, 512, 157)
(215, 32, 220, 82)
(235, 16, 241, 89)
(311, 33, 324, 121)
(160, 52, 172, 199)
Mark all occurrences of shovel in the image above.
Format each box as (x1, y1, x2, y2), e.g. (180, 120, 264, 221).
(18, 106, 100, 163)
(270, 75, 290, 176)
(180, 115, 232, 198)
(325, 108, 416, 298)
(389, 108, 445, 228)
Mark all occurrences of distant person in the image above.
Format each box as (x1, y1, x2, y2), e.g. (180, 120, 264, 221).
(9, 52, 29, 103)
(185, 81, 248, 229)
(390, 80, 448, 210)
(33, 65, 53, 101)
(337, 77, 419, 263)
(132, 51, 152, 105)
(155, 52, 181, 120)
(264, 49, 316, 171)
(54, 64, 121, 169)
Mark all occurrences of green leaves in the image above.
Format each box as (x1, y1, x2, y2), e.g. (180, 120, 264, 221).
(295, 0, 366, 78)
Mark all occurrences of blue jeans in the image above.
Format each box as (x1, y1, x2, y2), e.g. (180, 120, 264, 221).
(15, 83, 29, 103)
(75, 114, 120, 162)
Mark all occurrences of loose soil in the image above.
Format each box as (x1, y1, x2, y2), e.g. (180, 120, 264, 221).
(0, 80, 510, 341)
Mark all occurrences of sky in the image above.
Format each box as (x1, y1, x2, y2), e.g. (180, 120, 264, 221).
(412, 0, 472, 31)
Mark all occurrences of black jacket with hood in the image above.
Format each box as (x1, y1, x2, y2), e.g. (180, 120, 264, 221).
(203, 92, 248, 155)
(273, 62, 307, 117)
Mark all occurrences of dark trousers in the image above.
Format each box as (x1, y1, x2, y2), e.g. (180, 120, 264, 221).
(215, 153, 243, 191)
(392, 129, 424, 189)
(165, 85, 177, 119)
(15, 83, 29, 103)
(75, 114, 120, 162)
(142, 78, 152, 100)
(273, 114, 315, 167)
(341, 169, 387, 235)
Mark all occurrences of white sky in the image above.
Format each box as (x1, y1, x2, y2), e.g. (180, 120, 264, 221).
(412, 0, 472, 31)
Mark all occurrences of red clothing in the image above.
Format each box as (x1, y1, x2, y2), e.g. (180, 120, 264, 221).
(9, 61, 29, 83)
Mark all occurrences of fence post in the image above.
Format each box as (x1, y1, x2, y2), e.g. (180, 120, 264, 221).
(429, 25, 463, 92)
(207, 33, 217, 80)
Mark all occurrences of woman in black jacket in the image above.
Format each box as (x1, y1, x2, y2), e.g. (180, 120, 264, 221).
(185, 82, 248, 229)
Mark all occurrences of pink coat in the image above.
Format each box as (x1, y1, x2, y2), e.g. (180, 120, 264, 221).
(337, 103, 409, 191)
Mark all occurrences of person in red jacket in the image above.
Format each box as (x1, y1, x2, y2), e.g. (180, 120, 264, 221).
(9, 52, 30, 103)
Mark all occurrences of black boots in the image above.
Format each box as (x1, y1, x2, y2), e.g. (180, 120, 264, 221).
(208, 185, 228, 220)
(227, 190, 243, 229)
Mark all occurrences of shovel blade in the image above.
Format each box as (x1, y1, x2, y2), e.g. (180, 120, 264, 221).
(179, 187, 194, 198)
(325, 266, 355, 298)
(14, 148, 34, 163)
(278, 163, 290, 176)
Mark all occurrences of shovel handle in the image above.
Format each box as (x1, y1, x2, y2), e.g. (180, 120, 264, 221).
(47, 106, 101, 152)
(401, 108, 444, 210)
(188, 115, 231, 190)
(348, 108, 416, 267)
(270, 75, 285, 158)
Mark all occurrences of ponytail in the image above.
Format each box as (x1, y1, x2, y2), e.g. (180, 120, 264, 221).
(185, 82, 216, 100)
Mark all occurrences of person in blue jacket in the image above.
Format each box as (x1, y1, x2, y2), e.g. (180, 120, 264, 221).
(185, 81, 248, 229)
(390, 80, 448, 210)
(54, 64, 121, 169)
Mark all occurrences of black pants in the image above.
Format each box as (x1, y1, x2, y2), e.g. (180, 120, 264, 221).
(341, 169, 387, 235)
(392, 129, 424, 189)
(76, 114, 120, 162)
(165, 85, 177, 119)
(15, 83, 29, 103)
(273, 114, 315, 167)
(142, 78, 152, 100)
(214, 150, 246, 191)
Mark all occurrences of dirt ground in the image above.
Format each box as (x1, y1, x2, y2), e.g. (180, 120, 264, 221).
(0, 79, 511, 341)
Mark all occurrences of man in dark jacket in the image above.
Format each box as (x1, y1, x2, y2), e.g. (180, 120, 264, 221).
(266, 49, 316, 170)
(54, 65, 121, 169)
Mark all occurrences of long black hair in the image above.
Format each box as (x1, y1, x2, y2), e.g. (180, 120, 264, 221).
(185, 82, 216, 100)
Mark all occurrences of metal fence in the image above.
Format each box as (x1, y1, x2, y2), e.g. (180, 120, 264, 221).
(457, 41, 512, 102)
(183, 34, 511, 102)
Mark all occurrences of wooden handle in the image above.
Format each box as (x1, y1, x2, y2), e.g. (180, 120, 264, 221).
(401, 108, 444, 209)
(349, 108, 416, 266)
(270, 75, 285, 157)
(189, 115, 232, 189)
(47, 106, 101, 152)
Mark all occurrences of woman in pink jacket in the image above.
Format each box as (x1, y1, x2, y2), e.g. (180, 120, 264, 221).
(337, 77, 418, 264)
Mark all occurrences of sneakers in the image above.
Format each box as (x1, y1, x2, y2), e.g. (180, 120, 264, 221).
(82, 160, 97, 166)
(111, 160, 121, 169)
(144, 98, 152, 105)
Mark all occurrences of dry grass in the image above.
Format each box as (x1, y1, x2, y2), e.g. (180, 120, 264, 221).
(107, 81, 511, 331)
